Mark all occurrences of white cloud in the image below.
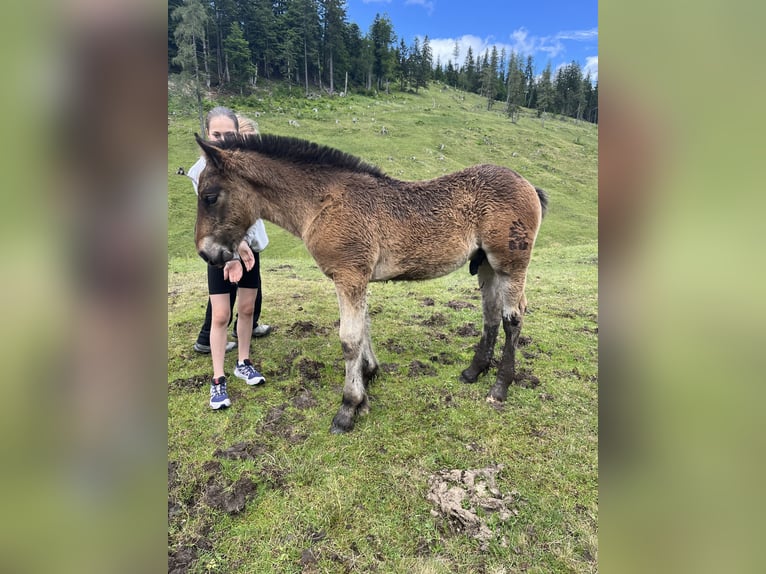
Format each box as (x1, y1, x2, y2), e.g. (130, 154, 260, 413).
(556, 28, 598, 42)
(426, 27, 598, 75)
(583, 56, 598, 83)
(405, 0, 436, 15)
(362, 0, 392, 4)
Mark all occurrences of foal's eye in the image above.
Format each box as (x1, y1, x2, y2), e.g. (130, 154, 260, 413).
(202, 194, 218, 206)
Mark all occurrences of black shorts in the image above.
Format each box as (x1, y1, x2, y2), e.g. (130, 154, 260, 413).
(207, 253, 261, 295)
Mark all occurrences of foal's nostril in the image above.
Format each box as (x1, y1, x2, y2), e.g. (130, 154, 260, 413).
(198, 250, 210, 263)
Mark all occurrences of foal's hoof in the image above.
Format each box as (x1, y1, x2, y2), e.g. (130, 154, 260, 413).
(487, 384, 508, 403)
(330, 414, 354, 434)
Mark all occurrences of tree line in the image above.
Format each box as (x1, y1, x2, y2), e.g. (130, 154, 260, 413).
(169, 0, 597, 124)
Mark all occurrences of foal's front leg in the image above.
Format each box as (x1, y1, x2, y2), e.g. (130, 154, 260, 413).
(331, 279, 370, 433)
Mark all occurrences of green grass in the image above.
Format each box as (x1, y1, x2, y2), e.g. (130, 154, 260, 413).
(168, 82, 597, 573)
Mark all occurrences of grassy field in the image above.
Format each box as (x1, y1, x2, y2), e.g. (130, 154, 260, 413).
(168, 82, 597, 573)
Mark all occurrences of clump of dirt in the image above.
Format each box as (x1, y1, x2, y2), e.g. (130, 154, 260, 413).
(288, 321, 331, 337)
(203, 474, 258, 514)
(293, 388, 318, 410)
(421, 313, 448, 327)
(429, 352, 455, 365)
(456, 323, 481, 337)
(446, 300, 476, 311)
(421, 297, 435, 306)
(297, 358, 324, 385)
(408, 360, 437, 377)
(517, 335, 532, 347)
(426, 465, 520, 549)
(169, 375, 209, 392)
(380, 362, 400, 374)
(258, 404, 308, 444)
(213, 441, 268, 461)
(381, 338, 406, 354)
(514, 370, 540, 388)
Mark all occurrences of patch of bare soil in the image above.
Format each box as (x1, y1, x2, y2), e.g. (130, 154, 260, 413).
(288, 320, 331, 337)
(408, 360, 437, 377)
(203, 474, 258, 514)
(381, 338, 406, 353)
(456, 323, 481, 337)
(426, 465, 520, 550)
(258, 403, 308, 444)
(421, 313, 448, 327)
(297, 358, 324, 385)
(293, 388, 318, 410)
(421, 297, 435, 306)
(213, 441, 269, 461)
(446, 300, 476, 311)
(169, 375, 209, 392)
(513, 370, 540, 388)
(429, 352, 455, 365)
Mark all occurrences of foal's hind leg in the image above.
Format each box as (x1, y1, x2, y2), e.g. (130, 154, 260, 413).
(487, 272, 527, 403)
(460, 263, 502, 384)
(331, 277, 371, 433)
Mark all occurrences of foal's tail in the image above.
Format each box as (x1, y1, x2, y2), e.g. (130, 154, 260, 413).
(535, 187, 549, 218)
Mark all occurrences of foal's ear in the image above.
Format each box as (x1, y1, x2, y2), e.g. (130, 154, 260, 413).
(195, 133, 226, 172)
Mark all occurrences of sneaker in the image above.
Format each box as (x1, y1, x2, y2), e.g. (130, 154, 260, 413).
(234, 359, 266, 386)
(253, 324, 272, 338)
(232, 324, 272, 339)
(194, 341, 237, 354)
(209, 376, 231, 409)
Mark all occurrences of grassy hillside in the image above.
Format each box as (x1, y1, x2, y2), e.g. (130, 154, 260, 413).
(168, 82, 597, 573)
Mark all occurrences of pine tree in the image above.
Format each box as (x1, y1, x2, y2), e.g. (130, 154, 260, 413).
(172, 0, 209, 133)
(536, 62, 555, 125)
(224, 22, 255, 93)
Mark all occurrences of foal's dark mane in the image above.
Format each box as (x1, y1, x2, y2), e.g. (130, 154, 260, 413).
(218, 133, 387, 179)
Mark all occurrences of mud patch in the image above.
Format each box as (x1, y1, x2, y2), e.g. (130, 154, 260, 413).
(297, 358, 324, 385)
(408, 360, 437, 377)
(169, 375, 209, 392)
(293, 388, 318, 410)
(381, 338, 406, 354)
(446, 300, 476, 311)
(203, 474, 259, 514)
(380, 362, 400, 374)
(421, 313, 448, 327)
(427, 465, 520, 549)
(421, 297, 435, 306)
(456, 323, 481, 337)
(513, 370, 540, 388)
(429, 352, 455, 365)
(258, 404, 308, 444)
(213, 441, 268, 461)
(288, 320, 331, 337)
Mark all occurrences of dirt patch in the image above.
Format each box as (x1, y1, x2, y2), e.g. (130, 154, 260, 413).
(168, 546, 197, 574)
(421, 297, 435, 306)
(426, 465, 520, 550)
(421, 312, 448, 327)
(446, 300, 476, 311)
(213, 441, 269, 461)
(408, 360, 437, 377)
(297, 358, 324, 385)
(429, 352, 455, 365)
(381, 338, 406, 354)
(456, 323, 481, 337)
(258, 403, 308, 444)
(288, 320, 331, 337)
(514, 370, 540, 388)
(293, 388, 318, 410)
(203, 474, 258, 514)
(169, 375, 209, 392)
(518, 335, 532, 347)
(379, 362, 399, 373)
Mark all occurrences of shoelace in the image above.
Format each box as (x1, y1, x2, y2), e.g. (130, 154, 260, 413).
(211, 382, 227, 396)
(238, 362, 257, 377)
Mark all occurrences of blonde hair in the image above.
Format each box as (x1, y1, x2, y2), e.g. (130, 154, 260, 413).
(236, 114, 259, 135)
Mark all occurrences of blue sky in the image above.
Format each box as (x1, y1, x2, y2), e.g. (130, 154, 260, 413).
(345, 0, 598, 81)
